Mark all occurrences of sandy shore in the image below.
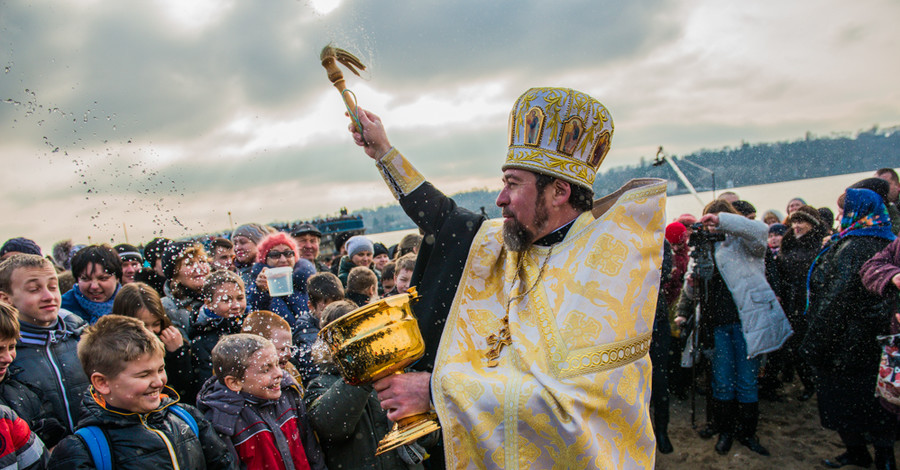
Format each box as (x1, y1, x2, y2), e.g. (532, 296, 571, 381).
(656, 379, 857, 469)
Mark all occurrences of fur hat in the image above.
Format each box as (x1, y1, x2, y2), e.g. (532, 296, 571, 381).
(850, 178, 890, 204)
(503, 87, 614, 190)
(788, 210, 820, 228)
(0, 237, 41, 258)
(731, 200, 756, 217)
(114, 243, 143, 263)
(346, 236, 374, 259)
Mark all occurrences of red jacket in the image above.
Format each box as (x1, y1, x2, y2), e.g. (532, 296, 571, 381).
(196, 373, 326, 470)
(0, 404, 48, 469)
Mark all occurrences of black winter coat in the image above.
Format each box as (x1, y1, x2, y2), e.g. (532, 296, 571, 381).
(802, 235, 892, 374)
(190, 310, 244, 394)
(11, 312, 89, 433)
(48, 389, 236, 469)
(304, 364, 423, 470)
(801, 235, 893, 433)
(776, 230, 822, 319)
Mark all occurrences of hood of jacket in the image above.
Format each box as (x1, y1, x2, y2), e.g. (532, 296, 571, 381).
(195, 371, 297, 435)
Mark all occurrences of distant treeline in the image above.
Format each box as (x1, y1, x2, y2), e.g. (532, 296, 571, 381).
(356, 125, 900, 234)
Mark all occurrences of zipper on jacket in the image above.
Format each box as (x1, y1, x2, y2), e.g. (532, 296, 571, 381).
(44, 335, 76, 432)
(141, 415, 181, 470)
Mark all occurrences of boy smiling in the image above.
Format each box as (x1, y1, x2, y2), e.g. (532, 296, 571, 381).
(197, 334, 325, 470)
(48, 315, 235, 469)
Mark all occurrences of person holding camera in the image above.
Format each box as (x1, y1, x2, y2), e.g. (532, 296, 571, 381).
(676, 199, 793, 457)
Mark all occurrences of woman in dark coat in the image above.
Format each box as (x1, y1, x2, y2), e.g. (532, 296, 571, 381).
(775, 207, 827, 400)
(802, 188, 897, 470)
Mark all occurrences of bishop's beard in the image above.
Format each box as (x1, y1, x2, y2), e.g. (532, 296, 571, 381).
(501, 197, 549, 252)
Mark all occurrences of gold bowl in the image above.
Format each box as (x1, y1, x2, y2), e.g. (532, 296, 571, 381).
(319, 289, 425, 385)
(318, 287, 440, 455)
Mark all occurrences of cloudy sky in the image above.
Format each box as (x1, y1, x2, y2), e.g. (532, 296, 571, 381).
(1, 0, 898, 251)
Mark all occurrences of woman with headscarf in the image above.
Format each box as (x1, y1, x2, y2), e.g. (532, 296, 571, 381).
(802, 188, 897, 470)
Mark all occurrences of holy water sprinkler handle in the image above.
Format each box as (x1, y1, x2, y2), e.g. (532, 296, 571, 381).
(320, 45, 367, 135)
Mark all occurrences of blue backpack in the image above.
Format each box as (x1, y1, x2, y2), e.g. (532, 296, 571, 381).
(74, 404, 199, 470)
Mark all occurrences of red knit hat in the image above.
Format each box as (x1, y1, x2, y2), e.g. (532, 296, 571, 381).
(665, 222, 689, 246)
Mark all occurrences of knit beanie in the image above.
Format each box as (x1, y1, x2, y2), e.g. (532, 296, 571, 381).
(346, 236, 374, 258)
(0, 237, 41, 258)
(115, 243, 143, 263)
(373, 242, 389, 258)
(161, 241, 192, 280)
(231, 224, 269, 244)
(768, 223, 788, 236)
(665, 222, 688, 246)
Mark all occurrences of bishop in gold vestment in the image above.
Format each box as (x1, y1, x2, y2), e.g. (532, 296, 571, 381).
(351, 87, 664, 469)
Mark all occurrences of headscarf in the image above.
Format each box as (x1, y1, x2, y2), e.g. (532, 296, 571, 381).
(832, 188, 895, 242)
(805, 188, 895, 314)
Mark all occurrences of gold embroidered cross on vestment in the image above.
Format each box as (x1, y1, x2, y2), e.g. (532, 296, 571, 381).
(485, 245, 554, 367)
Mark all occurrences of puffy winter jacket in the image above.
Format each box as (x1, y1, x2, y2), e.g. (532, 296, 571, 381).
(48, 388, 236, 469)
(0, 404, 49, 470)
(305, 363, 424, 470)
(681, 213, 793, 357)
(246, 261, 315, 331)
(190, 308, 244, 393)
(196, 374, 326, 470)
(291, 312, 321, 387)
(0, 366, 67, 447)
(162, 281, 204, 337)
(11, 311, 89, 433)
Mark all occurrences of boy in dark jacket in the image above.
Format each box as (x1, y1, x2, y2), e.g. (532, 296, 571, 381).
(48, 315, 235, 469)
(345, 266, 377, 307)
(191, 270, 248, 391)
(197, 333, 326, 470)
(0, 254, 90, 436)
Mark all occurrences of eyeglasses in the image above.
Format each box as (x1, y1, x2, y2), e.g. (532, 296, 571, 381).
(267, 250, 295, 260)
(278, 345, 300, 357)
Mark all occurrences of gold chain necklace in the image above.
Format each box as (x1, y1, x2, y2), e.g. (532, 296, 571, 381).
(485, 245, 554, 367)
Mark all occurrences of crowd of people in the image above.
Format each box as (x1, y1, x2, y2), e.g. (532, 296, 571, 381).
(0, 85, 897, 467)
(651, 167, 900, 469)
(0, 220, 427, 469)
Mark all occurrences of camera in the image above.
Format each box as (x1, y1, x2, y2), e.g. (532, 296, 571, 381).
(688, 222, 726, 247)
(688, 222, 725, 281)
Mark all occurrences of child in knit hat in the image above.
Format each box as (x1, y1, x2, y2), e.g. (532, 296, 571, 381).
(231, 223, 270, 287)
(337, 236, 375, 287)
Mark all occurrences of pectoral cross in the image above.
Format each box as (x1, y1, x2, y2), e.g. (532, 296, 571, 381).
(485, 318, 512, 367)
